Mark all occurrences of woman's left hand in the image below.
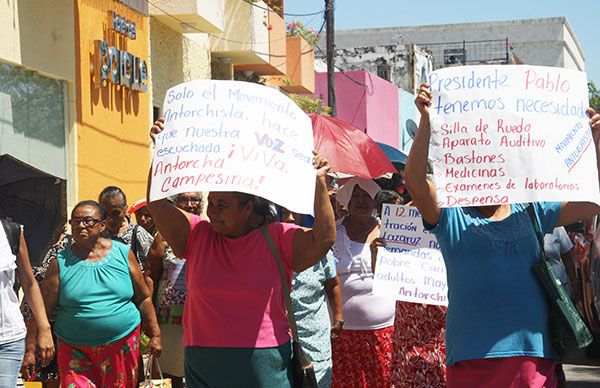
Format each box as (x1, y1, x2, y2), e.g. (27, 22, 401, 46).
(148, 335, 162, 358)
(37, 327, 55, 366)
(312, 151, 331, 179)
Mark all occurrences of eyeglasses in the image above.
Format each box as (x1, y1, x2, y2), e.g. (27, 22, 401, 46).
(176, 197, 201, 205)
(69, 217, 102, 227)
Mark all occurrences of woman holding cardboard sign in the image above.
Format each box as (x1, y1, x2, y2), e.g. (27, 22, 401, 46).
(147, 118, 336, 387)
(404, 83, 600, 387)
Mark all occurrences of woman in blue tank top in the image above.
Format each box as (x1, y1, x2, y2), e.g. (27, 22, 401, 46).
(33, 200, 162, 388)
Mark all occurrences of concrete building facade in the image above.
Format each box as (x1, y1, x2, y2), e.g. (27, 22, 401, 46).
(323, 17, 585, 75)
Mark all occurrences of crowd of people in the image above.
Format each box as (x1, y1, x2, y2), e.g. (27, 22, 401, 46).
(0, 86, 599, 388)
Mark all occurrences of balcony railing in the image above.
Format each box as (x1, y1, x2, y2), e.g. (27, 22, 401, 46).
(415, 38, 511, 69)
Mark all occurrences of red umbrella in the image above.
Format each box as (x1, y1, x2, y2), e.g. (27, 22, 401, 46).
(310, 114, 398, 179)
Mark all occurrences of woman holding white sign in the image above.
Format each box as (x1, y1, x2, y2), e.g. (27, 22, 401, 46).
(330, 177, 397, 388)
(405, 83, 600, 387)
(147, 119, 336, 388)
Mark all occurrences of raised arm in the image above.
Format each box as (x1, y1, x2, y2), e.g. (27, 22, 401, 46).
(146, 118, 193, 257)
(16, 231, 54, 366)
(291, 154, 336, 272)
(557, 108, 600, 226)
(146, 233, 167, 302)
(404, 83, 441, 226)
(129, 250, 162, 357)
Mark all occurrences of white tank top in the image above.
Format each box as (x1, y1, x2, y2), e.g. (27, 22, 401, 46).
(0, 225, 26, 344)
(333, 224, 396, 330)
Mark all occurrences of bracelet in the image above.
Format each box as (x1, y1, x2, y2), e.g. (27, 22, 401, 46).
(332, 320, 345, 326)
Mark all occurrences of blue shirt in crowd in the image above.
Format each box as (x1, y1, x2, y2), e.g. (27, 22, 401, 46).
(425, 202, 560, 365)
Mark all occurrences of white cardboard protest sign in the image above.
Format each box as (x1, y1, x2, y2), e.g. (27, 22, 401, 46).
(372, 204, 448, 306)
(428, 65, 600, 208)
(149, 80, 316, 215)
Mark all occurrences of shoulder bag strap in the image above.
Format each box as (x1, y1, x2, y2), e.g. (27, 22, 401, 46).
(131, 224, 139, 260)
(525, 204, 549, 261)
(259, 226, 302, 344)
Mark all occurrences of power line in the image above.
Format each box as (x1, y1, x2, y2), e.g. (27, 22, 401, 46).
(315, 43, 370, 90)
(241, 0, 326, 17)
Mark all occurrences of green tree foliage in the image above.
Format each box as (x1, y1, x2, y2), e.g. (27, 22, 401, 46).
(288, 94, 332, 115)
(589, 82, 600, 111)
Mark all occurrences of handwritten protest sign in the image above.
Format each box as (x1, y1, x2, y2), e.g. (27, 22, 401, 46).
(428, 65, 600, 207)
(372, 204, 448, 306)
(149, 80, 316, 214)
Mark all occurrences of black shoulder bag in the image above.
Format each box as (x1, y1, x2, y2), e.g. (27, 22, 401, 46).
(526, 204, 593, 362)
(260, 226, 318, 388)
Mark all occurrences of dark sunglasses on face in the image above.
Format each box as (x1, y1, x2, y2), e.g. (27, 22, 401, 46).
(176, 196, 201, 205)
(69, 217, 102, 227)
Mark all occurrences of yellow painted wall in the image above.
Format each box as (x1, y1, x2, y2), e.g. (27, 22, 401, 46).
(150, 18, 212, 110)
(75, 0, 151, 203)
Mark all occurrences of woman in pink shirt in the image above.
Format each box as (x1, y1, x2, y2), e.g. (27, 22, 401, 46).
(147, 119, 336, 387)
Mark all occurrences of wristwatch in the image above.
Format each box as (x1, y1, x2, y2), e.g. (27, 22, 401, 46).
(332, 319, 345, 327)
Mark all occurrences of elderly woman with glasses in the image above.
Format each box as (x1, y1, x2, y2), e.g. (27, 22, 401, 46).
(33, 200, 162, 387)
(146, 192, 204, 388)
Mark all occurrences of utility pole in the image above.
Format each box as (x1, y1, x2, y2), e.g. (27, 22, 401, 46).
(325, 0, 336, 117)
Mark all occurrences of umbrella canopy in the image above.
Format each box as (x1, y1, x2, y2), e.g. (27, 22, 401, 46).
(0, 155, 67, 265)
(310, 114, 398, 179)
(376, 142, 408, 172)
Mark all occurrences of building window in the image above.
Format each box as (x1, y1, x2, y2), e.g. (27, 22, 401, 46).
(377, 65, 391, 81)
(0, 61, 67, 178)
(443, 48, 466, 65)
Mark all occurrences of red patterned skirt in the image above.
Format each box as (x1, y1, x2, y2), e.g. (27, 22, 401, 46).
(332, 325, 394, 388)
(391, 301, 447, 388)
(57, 325, 141, 388)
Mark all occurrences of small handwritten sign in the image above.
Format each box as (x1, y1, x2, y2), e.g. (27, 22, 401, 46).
(428, 65, 600, 207)
(372, 204, 448, 306)
(149, 80, 316, 214)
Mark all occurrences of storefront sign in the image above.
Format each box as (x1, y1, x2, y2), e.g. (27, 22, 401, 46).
(111, 11, 136, 39)
(94, 10, 147, 93)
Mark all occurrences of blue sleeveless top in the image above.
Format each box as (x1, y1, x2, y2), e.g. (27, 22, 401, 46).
(54, 241, 141, 346)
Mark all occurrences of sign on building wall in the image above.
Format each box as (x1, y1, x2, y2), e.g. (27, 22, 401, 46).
(93, 10, 148, 93)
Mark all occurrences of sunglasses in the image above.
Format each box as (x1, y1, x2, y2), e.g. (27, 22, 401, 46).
(69, 217, 102, 227)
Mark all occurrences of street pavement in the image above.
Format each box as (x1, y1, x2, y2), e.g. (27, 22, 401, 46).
(564, 352, 600, 387)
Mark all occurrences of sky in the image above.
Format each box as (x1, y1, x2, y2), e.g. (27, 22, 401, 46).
(284, 0, 599, 86)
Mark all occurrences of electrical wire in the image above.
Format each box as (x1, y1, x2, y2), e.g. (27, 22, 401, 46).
(314, 43, 371, 90)
(241, 0, 326, 17)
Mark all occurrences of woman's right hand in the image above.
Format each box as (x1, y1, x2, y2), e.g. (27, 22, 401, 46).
(20, 349, 36, 380)
(149, 118, 165, 145)
(415, 83, 432, 116)
(370, 237, 387, 273)
(37, 327, 55, 367)
(148, 334, 162, 358)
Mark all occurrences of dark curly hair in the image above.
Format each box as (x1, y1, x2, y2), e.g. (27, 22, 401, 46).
(72, 200, 106, 220)
(233, 192, 277, 226)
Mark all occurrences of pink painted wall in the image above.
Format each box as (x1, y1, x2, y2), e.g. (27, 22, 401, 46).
(313, 70, 400, 148)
